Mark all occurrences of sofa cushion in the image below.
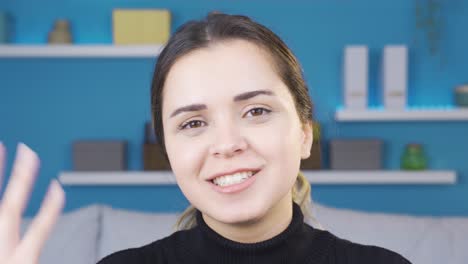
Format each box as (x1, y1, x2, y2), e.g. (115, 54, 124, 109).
(311, 202, 468, 264)
(440, 217, 468, 263)
(97, 206, 179, 261)
(21, 204, 101, 264)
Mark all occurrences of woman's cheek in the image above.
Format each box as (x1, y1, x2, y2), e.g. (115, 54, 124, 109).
(169, 136, 206, 176)
(263, 117, 302, 158)
(245, 123, 282, 155)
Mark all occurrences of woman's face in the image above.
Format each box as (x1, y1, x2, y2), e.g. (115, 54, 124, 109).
(162, 40, 313, 225)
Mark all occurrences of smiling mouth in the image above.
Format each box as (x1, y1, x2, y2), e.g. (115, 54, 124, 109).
(211, 170, 259, 187)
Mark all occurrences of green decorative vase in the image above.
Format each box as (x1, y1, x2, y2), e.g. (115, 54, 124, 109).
(401, 143, 427, 170)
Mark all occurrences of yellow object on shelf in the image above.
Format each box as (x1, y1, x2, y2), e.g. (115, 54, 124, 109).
(113, 9, 171, 45)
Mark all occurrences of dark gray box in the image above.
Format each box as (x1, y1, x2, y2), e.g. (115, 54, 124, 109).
(329, 139, 383, 170)
(73, 141, 127, 171)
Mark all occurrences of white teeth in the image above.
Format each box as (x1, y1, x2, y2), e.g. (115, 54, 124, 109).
(213, 171, 254, 187)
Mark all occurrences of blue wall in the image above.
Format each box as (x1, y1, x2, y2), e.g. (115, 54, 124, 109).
(1, 0, 467, 216)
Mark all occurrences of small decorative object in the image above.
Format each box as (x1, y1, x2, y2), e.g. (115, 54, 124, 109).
(383, 45, 408, 109)
(143, 122, 171, 170)
(330, 139, 383, 170)
(73, 141, 127, 171)
(48, 19, 73, 44)
(113, 9, 171, 45)
(401, 143, 428, 170)
(454, 84, 468, 107)
(300, 122, 322, 170)
(343, 46, 368, 109)
(0, 11, 11, 43)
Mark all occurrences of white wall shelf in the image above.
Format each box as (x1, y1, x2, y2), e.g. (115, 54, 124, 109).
(58, 170, 456, 186)
(0, 44, 164, 58)
(335, 108, 468, 121)
(302, 170, 456, 184)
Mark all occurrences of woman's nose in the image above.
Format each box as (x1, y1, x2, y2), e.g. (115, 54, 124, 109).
(209, 124, 247, 158)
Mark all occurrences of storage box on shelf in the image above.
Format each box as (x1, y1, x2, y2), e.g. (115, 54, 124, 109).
(113, 9, 170, 45)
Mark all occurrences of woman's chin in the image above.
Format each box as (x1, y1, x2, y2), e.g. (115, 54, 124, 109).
(205, 204, 269, 226)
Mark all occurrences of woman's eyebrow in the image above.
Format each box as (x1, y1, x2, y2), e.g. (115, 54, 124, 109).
(233, 89, 275, 102)
(170, 104, 207, 118)
(170, 90, 275, 118)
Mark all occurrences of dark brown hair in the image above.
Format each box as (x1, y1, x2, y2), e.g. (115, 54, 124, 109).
(150, 12, 316, 229)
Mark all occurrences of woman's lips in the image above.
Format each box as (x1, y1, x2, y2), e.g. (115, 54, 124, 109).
(206, 168, 261, 182)
(210, 171, 258, 194)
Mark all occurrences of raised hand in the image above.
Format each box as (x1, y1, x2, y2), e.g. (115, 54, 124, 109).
(0, 143, 65, 264)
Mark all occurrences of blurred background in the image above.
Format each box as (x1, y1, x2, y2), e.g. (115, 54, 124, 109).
(0, 0, 467, 218)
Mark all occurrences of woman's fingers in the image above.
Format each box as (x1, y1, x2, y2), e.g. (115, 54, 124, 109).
(0, 143, 40, 218)
(0, 143, 40, 260)
(15, 180, 65, 261)
(0, 142, 17, 261)
(0, 143, 65, 264)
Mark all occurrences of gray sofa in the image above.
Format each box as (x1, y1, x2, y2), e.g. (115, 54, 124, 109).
(21, 203, 468, 264)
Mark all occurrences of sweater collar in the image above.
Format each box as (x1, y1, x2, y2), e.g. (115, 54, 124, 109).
(195, 202, 304, 252)
(186, 202, 332, 264)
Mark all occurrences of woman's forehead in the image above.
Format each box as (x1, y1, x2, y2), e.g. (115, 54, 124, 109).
(162, 40, 283, 105)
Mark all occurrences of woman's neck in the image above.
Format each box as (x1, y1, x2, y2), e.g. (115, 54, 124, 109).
(202, 193, 293, 243)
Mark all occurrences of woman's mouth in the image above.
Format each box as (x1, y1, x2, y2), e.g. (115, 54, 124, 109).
(212, 170, 255, 186)
(209, 170, 259, 194)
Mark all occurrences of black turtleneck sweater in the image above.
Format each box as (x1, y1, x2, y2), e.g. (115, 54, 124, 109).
(97, 203, 412, 264)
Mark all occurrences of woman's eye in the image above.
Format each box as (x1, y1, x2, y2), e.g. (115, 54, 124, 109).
(244, 107, 272, 117)
(179, 120, 206, 130)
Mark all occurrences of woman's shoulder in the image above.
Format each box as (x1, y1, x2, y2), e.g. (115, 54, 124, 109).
(96, 229, 192, 264)
(328, 231, 412, 264)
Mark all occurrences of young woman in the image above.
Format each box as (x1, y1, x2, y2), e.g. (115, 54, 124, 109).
(0, 12, 411, 264)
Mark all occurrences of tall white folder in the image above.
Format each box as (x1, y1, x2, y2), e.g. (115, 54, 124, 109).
(382, 45, 408, 109)
(343, 46, 368, 109)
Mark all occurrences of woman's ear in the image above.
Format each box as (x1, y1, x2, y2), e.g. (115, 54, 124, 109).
(300, 121, 314, 159)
